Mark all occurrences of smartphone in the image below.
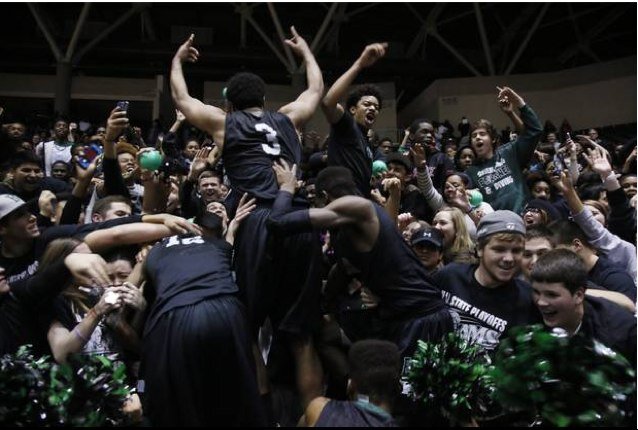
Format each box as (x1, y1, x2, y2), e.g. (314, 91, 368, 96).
(116, 100, 129, 112)
(77, 143, 103, 169)
(553, 153, 565, 175)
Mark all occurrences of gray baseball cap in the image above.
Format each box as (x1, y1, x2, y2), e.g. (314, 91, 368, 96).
(0, 195, 27, 222)
(476, 210, 526, 240)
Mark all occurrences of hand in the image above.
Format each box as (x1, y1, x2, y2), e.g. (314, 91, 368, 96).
(105, 107, 129, 143)
(582, 147, 613, 179)
(94, 285, 128, 317)
(369, 188, 386, 206)
(173, 34, 200, 64)
(283, 26, 310, 58)
(64, 253, 111, 288)
(534, 150, 550, 164)
(175, 109, 186, 123)
(496, 86, 525, 109)
(161, 214, 203, 235)
(74, 156, 98, 182)
(409, 143, 427, 170)
(381, 177, 401, 195)
(226, 193, 256, 240)
(118, 282, 147, 311)
(356, 43, 388, 69)
(188, 147, 211, 181)
(360, 287, 380, 310)
(397, 212, 415, 231)
(38, 190, 57, 218)
(135, 244, 153, 264)
(447, 189, 471, 212)
(272, 159, 298, 193)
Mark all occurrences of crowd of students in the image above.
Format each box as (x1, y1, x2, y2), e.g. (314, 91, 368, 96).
(0, 28, 635, 427)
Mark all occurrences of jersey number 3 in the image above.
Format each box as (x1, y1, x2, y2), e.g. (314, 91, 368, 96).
(256, 123, 281, 156)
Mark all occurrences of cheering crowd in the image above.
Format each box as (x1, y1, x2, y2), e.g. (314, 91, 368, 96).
(0, 27, 636, 427)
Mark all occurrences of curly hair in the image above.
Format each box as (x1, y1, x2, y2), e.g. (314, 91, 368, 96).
(225, 72, 266, 110)
(345, 84, 383, 111)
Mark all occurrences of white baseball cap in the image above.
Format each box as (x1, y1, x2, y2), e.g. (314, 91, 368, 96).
(0, 195, 28, 221)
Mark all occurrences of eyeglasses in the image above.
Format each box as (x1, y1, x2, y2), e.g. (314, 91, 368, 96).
(522, 207, 542, 216)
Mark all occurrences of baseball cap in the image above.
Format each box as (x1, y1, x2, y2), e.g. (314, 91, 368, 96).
(0, 195, 28, 222)
(411, 227, 443, 249)
(476, 210, 526, 240)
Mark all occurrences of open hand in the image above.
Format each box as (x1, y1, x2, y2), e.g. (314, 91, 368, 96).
(272, 159, 298, 192)
(64, 253, 111, 288)
(582, 147, 613, 179)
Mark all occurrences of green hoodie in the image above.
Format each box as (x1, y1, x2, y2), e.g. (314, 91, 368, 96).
(466, 105, 542, 214)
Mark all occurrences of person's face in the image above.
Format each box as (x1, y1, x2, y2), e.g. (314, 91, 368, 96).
(51, 163, 69, 181)
(379, 140, 393, 154)
(521, 237, 553, 280)
(96, 127, 106, 137)
(32, 134, 41, 145)
(305, 183, 316, 205)
(206, 201, 229, 227)
(413, 243, 442, 270)
(444, 175, 466, 201)
(459, 148, 475, 169)
(432, 211, 455, 248)
(522, 207, 544, 227)
(54, 120, 69, 140)
(471, 127, 494, 160)
(349, 96, 380, 129)
(199, 177, 223, 203)
(117, 153, 137, 175)
(531, 181, 551, 200)
(402, 221, 423, 244)
(620, 176, 637, 199)
(12, 162, 43, 192)
(7, 123, 25, 139)
(546, 133, 556, 144)
(184, 141, 200, 160)
(532, 281, 584, 332)
(103, 202, 132, 221)
(411, 122, 435, 150)
(0, 267, 8, 295)
(445, 145, 457, 160)
(478, 236, 524, 284)
(0, 206, 40, 240)
(588, 129, 599, 141)
(584, 204, 605, 226)
(107, 259, 133, 285)
(386, 162, 409, 185)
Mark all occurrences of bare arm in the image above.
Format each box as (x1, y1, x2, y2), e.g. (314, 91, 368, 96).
(321, 43, 387, 124)
(497, 86, 524, 133)
(83, 222, 174, 254)
(278, 27, 324, 130)
(170, 34, 226, 156)
(381, 177, 401, 226)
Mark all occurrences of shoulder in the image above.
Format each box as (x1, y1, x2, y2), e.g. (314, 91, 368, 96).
(434, 263, 474, 283)
(304, 396, 331, 426)
(42, 177, 71, 191)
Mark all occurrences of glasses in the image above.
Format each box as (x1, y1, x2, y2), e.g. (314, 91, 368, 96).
(522, 207, 542, 216)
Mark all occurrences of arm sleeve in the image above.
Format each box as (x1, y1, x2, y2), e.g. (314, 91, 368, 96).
(102, 157, 131, 198)
(267, 190, 313, 235)
(10, 260, 71, 310)
(178, 180, 200, 219)
(415, 168, 444, 211)
(513, 105, 543, 167)
(58, 194, 84, 225)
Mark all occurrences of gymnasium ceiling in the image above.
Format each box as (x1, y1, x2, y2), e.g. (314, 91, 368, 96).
(1, 2, 636, 110)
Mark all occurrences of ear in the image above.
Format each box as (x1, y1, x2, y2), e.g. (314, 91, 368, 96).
(571, 239, 584, 253)
(349, 106, 357, 116)
(91, 214, 103, 223)
(476, 247, 483, 259)
(574, 287, 586, 305)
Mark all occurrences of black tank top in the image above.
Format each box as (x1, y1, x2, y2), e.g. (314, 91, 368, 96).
(143, 235, 238, 335)
(333, 205, 445, 320)
(223, 110, 301, 201)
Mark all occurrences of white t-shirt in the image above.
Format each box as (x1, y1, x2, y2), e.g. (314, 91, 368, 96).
(36, 140, 73, 176)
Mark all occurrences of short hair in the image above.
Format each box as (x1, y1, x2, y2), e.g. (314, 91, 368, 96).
(345, 84, 383, 111)
(348, 340, 400, 403)
(102, 246, 137, 265)
(525, 225, 555, 247)
(93, 195, 132, 217)
(548, 220, 591, 249)
(197, 170, 222, 186)
(408, 118, 433, 135)
(530, 249, 588, 294)
(477, 231, 524, 251)
(470, 119, 498, 142)
(10, 151, 42, 170)
(582, 199, 609, 224)
(115, 141, 138, 157)
(578, 184, 605, 202)
(225, 72, 266, 110)
(316, 166, 361, 198)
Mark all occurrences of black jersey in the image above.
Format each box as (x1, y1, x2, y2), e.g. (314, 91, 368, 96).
(223, 110, 302, 201)
(143, 235, 238, 336)
(327, 111, 374, 197)
(333, 205, 445, 320)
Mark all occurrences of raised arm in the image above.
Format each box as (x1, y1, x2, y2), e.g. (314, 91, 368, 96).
(278, 27, 324, 130)
(496, 86, 542, 166)
(170, 34, 226, 149)
(321, 43, 387, 124)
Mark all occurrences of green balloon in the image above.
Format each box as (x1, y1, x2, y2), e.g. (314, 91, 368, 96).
(139, 150, 164, 171)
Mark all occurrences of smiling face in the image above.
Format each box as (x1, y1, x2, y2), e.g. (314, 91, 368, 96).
(471, 127, 494, 160)
(432, 211, 455, 248)
(443, 174, 466, 202)
(12, 162, 43, 193)
(477, 235, 524, 286)
(411, 122, 435, 150)
(532, 281, 584, 333)
(620, 175, 637, 199)
(117, 152, 137, 175)
(349, 96, 380, 130)
(521, 237, 553, 280)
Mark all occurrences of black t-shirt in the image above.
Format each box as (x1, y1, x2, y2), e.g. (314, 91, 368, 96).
(400, 185, 435, 223)
(143, 235, 238, 336)
(223, 110, 302, 202)
(433, 263, 542, 352)
(581, 296, 636, 365)
(427, 151, 454, 192)
(333, 205, 445, 320)
(0, 215, 142, 286)
(588, 255, 636, 302)
(327, 111, 374, 197)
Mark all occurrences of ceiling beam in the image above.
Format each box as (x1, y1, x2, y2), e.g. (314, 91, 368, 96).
(504, 3, 550, 75)
(64, 3, 91, 62)
(474, 3, 494, 75)
(267, 3, 297, 71)
(27, 3, 63, 61)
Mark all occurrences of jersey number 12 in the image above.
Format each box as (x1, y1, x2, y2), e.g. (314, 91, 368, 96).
(255, 123, 281, 156)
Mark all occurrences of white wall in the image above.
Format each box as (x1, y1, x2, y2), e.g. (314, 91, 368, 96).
(398, 56, 637, 131)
